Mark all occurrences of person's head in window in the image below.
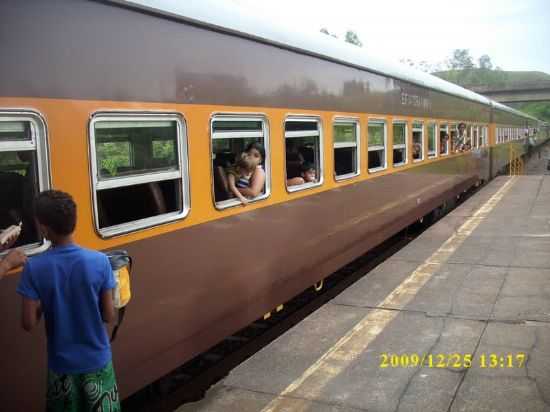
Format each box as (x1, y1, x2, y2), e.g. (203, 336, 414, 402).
(233, 153, 259, 179)
(286, 162, 316, 186)
(458, 123, 466, 136)
(244, 142, 265, 166)
(300, 162, 316, 183)
(412, 142, 422, 159)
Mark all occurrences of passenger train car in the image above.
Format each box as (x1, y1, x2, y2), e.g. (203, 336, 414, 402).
(1, 0, 548, 409)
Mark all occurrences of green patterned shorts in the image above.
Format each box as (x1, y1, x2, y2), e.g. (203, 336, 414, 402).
(46, 361, 121, 412)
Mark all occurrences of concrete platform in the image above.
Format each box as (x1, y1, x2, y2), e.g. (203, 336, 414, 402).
(177, 175, 550, 411)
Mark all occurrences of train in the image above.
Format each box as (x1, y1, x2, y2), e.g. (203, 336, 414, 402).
(1, 0, 549, 409)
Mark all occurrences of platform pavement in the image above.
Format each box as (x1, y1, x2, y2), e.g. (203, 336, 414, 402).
(177, 174, 550, 412)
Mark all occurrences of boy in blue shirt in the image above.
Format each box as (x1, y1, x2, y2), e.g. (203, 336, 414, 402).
(17, 190, 120, 412)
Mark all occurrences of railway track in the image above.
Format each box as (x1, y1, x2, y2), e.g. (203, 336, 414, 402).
(122, 186, 480, 412)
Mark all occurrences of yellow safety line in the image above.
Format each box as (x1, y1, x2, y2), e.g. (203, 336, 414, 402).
(260, 177, 517, 412)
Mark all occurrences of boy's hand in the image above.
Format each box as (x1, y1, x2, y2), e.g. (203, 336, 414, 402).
(2, 249, 27, 272)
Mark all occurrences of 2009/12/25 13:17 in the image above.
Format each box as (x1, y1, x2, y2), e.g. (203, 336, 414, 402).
(379, 353, 526, 368)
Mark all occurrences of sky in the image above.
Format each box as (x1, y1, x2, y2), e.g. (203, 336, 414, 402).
(228, 0, 550, 74)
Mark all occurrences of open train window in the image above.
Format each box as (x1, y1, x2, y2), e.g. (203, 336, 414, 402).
(473, 126, 479, 148)
(368, 120, 387, 172)
(0, 112, 50, 255)
(392, 121, 407, 167)
(439, 124, 449, 155)
(427, 123, 437, 158)
(481, 126, 488, 147)
(89, 113, 189, 237)
(412, 121, 424, 161)
(333, 119, 359, 180)
(450, 124, 458, 152)
(285, 116, 323, 192)
(211, 115, 269, 208)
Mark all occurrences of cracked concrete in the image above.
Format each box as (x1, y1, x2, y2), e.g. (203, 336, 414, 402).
(177, 174, 550, 412)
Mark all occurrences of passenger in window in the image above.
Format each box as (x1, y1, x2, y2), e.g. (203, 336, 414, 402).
(456, 123, 467, 151)
(440, 133, 449, 154)
(0, 229, 26, 279)
(227, 153, 259, 205)
(287, 162, 316, 186)
(17, 190, 120, 411)
(286, 141, 305, 179)
(237, 142, 266, 199)
(412, 142, 422, 160)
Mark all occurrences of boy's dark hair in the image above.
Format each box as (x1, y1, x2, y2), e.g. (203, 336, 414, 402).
(34, 190, 77, 235)
(300, 162, 315, 173)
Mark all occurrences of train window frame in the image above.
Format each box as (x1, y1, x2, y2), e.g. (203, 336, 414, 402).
(427, 122, 437, 158)
(285, 115, 324, 193)
(412, 121, 424, 162)
(210, 114, 271, 209)
(89, 112, 190, 238)
(333, 117, 360, 181)
(439, 123, 449, 155)
(392, 120, 408, 167)
(0, 110, 51, 256)
(471, 125, 477, 148)
(367, 119, 387, 173)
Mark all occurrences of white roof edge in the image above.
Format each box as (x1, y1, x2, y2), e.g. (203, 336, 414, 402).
(109, 0, 537, 120)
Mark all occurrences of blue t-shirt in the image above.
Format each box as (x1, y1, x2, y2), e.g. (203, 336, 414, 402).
(17, 244, 116, 374)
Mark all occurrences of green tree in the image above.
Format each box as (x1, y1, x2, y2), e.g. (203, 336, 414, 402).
(448, 49, 475, 70)
(478, 54, 493, 70)
(320, 27, 338, 38)
(345, 30, 362, 47)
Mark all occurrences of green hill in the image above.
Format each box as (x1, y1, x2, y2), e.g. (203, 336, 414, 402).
(433, 69, 550, 121)
(433, 69, 550, 89)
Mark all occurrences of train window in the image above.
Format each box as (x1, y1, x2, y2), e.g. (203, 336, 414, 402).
(0, 112, 50, 254)
(450, 124, 458, 152)
(427, 123, 437, 158)
(412, 121, 424, 161)
(465, 125, 472, 150)
(211, 115, 270, 208)
(90, 113, 189, 237)
(472, 126, 478, 148)
(333, 119, 360, 180)
(285, 116, 323, 191)
(439, 124, 449, 155)
(368, 120, 387, 172)
(392, 121, 407, 167)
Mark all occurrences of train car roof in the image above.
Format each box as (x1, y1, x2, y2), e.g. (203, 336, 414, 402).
(110, 0, 535, 121)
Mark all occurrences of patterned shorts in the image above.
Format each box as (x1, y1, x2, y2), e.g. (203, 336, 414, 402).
(46, 361, 120, 412)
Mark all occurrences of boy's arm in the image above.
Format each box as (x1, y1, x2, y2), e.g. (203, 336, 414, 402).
(238, 167, 265, 198)
(21, 297, 42, 332)
(0, 249, 26, 279)
(228, 174, 248, 204)
(100, 289, 115, 323)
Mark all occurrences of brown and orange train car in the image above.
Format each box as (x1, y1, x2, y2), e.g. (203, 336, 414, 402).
(1, 0, 548, 410)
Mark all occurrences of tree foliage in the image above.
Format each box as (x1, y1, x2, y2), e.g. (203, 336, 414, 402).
(447, 49, 475, 70)
(320, 27, 338, 38)
(345, 30, 362, 47)
(478, 54, 493, 70)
